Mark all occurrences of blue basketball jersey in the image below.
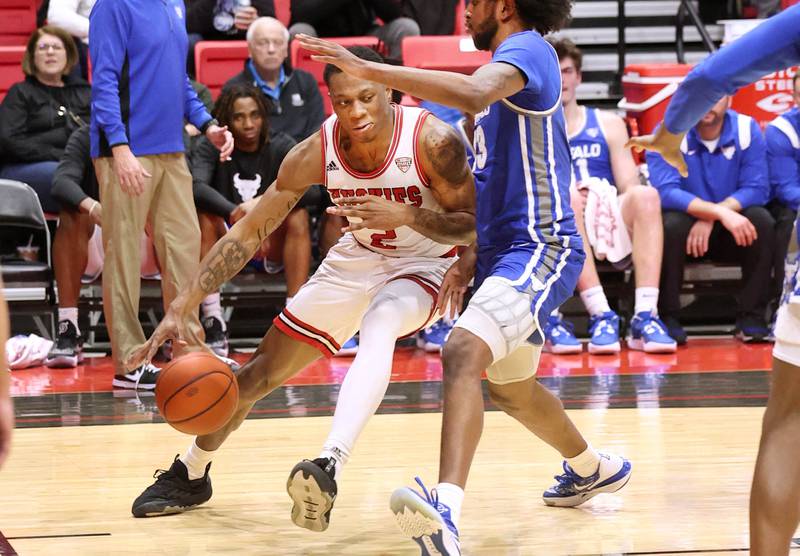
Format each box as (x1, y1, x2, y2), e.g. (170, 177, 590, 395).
(568, 107, 615, 186)
(472, 31, 581, 253)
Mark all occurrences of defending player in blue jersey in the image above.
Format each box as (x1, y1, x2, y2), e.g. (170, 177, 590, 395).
(629, 5, 800, 555)
(299, 1, 632, 553)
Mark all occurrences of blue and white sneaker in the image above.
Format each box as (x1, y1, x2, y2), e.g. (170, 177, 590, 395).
(335, 335, 359, 357)
(390, 478, 461, 556)
(417, 319, 453, 352)
(543, 452, 632, 507)
(588, 311, 621, 354)
(543, 313, 582, 354)
(627, 311, 677, 353)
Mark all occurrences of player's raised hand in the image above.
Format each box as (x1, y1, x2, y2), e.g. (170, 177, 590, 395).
(125, 301, 191, 370)
(626, 125, 689, 177)
(295, 35, 370, 79)
(327, 195, 413, 232)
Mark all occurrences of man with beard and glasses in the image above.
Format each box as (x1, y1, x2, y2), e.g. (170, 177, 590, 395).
(299, 0, 632, 553)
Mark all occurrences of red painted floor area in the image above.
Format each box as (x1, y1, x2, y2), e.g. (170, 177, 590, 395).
(9, 338, 773, 397)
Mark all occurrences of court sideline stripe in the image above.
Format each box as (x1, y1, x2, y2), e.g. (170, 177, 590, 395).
(5, 533, 111, 540)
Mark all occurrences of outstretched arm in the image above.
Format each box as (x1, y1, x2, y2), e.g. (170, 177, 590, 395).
(297, 35, 525, 114)
(125, 134, 324, 368)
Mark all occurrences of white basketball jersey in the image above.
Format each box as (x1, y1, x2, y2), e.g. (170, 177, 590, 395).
(321, 104, 456, 258)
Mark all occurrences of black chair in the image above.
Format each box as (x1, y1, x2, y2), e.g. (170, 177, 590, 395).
(0, 179, 54, 338)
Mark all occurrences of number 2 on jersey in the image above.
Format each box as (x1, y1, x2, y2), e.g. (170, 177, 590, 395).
(370, 230, 397, 249)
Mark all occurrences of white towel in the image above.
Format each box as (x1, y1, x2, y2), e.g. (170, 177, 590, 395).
(582, 177, 633, 265)
(6, 334, 54, 370)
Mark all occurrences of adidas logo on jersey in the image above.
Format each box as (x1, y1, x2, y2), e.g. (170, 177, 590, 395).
(326, 160, 340, 172)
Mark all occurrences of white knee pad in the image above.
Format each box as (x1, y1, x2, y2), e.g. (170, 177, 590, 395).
(773, 303, 800, 367)
(454, 277, 536, 362)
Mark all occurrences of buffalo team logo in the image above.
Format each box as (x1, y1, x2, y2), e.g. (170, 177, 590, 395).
(395, 157, 412, 173)
(233, 173, 261, 201)
(587, 127, 599, 138)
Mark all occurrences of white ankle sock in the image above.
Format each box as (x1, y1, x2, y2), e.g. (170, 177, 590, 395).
(180, 440, 215, 480)
(58, 307, 79, 333)
(634, 287, 659, 315)
(566, 445, 601, 478)
(580, 286, 611, 317)
(435, 483, 464, 527)
(201, 293, 225, 330)
(319, 445, 349, 481)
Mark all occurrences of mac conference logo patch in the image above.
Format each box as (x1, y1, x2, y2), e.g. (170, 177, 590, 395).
(395, 157, 412, 173)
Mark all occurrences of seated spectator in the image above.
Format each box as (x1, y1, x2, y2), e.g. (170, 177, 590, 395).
(765, 72, 800, 316)
(289, 0, 420, 61)
(647, 97, 775, 343)
(185, 0, 275, 75)
(192, 84, 310, 356)
(46, 126, 161, 368)
(224, 17, 343, 269)
(46, 0, 95, 79)
(546, 38, 676, 353)
(224, 17, 324, 143)
(0, 25, 90, 214)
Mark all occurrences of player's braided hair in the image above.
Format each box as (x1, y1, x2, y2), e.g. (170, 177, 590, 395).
(515, 0, 573, 35)
(213, 83, 271, 146)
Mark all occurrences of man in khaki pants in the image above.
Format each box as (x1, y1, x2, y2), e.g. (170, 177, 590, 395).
(89, 0, 233, 389)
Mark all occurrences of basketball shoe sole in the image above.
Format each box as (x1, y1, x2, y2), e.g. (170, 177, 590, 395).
(286, 460, 337, 532)
(390, 488, 461, 556)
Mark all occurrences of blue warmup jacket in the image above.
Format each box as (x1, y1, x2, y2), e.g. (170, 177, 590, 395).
(647, 110, 769, 212)
(766, 107, 800, 212)
(664, 4, 800, 135)
(89, 0, 213, 158)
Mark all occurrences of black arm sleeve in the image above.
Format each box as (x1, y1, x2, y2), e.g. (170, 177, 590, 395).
(191, 138, 237, 218)
(51, 127, 92, 210)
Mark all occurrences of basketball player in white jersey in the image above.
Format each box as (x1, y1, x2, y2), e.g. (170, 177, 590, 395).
(548, 37, 675, 354)
(125, 46, 476, 533)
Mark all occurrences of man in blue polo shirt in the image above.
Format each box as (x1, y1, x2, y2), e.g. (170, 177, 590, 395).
(647, 96, 775, 343)
(766, 73, 800, 311)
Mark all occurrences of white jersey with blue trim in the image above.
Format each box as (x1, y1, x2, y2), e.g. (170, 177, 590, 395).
(472, 30, 581, 257)
(568, 106, 615, 186)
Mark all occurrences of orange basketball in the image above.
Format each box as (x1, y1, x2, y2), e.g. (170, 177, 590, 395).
(155, 352, 239, 435)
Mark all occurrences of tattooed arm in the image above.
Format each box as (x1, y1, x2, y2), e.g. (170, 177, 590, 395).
(414, 116, 476, 245)
(125, 134, 323, 367)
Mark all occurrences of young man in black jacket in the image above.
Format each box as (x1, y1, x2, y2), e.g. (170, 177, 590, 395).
(289, 0, 420, 61)
(192, 84, 311, 357)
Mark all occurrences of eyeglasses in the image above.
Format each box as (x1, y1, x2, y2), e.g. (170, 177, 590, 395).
(36, 43, 64, 52)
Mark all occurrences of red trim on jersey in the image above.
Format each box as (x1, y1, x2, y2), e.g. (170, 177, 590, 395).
(332, 104, 403, 180)
(388, 274, 440, 339)
(320, 121, 329, 188)
(352, 234, 457, 258)
(413, 110, 432, 188)
(274, 316, 337, 358)
(282, 308, 342, 352)
(440, 246, 458, 258)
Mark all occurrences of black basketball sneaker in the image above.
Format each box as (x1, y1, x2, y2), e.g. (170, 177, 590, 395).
(131, 456, 212, 517)
(286, 457, 338, 532)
